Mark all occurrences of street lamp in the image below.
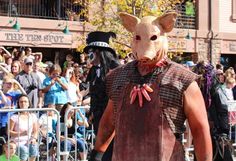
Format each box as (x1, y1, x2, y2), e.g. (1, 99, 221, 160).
(12, 20, 20, 31)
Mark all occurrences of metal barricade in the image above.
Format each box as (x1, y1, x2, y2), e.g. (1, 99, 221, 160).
(0, 108, 61, 161)
(64, 105, 93, 161)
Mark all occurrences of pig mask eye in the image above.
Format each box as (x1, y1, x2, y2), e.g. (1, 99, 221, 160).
(135, 35, 141, 40)
(150, 35, 157, 41)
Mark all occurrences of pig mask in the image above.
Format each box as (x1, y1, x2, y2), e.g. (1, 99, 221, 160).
(119, 12, 177, 66)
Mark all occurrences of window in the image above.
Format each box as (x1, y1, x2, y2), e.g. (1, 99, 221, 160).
(232, 0, 236, 21)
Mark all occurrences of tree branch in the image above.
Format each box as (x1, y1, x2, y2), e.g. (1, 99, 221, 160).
(113, 40, 131, 48)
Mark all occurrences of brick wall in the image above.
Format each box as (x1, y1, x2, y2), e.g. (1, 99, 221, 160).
(219, 0, 236, 33)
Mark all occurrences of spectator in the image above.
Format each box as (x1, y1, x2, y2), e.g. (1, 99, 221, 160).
(60, 103, 88, 160)
(79, 53, 87, 67)
(0, 76, 26, 141)
(33, 62, 46, 84)
(0, 47, 11, 63)
(0, 140, 20, 161)
(215, 69, 225, 85)
(185, 60, 196, 71)
(63, 54, 73, 70)
(11, 61, 21, 77)
(15, 57, 42, 108)
(224, 67, 235, 79)
(65, 67, 83, 106)
(33, 52, 43, 63)
(42, 64, 68, 111)
(74, 67, 90, 106)
(223, 77, 235, 100)
(5, 57, 13, 72)
(9, 95, 39, 161)
(216, 63, 223, 71)
(25, 48, 32, 57)
(38, 104, 57, 145)
(44, 61, 54, 77)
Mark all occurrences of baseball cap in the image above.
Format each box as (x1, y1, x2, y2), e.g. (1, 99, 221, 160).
(24, 57, 34, 64)
(185, 61, 196, 67)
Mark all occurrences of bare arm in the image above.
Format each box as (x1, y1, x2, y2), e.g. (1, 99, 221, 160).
(0, 64, 10, 74)
(0, 90, 8, 104)
(184, 81, 212, 161)
(0, 46, 11, 58)
(42, 80, 55, 93)
(94, 99, 115, 152)
(56, 77, 68, 90)
(13, 79, 27, 95)
(77, 110, 89, 127)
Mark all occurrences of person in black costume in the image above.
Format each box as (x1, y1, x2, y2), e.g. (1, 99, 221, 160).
(83, 31, 120, 161)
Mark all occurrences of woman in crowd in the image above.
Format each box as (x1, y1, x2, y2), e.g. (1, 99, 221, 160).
(11, 61, 21, 77)
(65, 67, 83, 106)
(9, 95, 39, 161)
(0, 75, 26, 140)
(42, 64, 68, 111)
(224, 67, 236, 79)
(0, 47, 11, 63)
(60, 103, 88, 160)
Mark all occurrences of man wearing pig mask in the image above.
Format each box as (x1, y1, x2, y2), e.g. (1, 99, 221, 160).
(89, 12, 212, 161)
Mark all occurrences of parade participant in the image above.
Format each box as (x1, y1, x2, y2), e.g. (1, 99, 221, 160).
(84, 31, 120, 161)
(84, 31, 120, 134)
(89, 12, 212, 161)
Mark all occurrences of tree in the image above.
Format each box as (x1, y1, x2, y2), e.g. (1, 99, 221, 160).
(76, 0, 184, 57)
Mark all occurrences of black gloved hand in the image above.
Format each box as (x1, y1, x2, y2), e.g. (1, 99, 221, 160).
(89, 149, 104, 161)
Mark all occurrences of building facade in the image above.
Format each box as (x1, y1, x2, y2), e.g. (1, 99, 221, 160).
(0, 0, 235, 68)
(168, 0, 236, 69)
(0, 0, 88, 63)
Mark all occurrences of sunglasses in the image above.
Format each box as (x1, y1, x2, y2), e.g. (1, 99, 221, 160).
(26, 62, 33, 66)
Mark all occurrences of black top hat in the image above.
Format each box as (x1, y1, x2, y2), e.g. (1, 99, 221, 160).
(83, 31, 116, 56)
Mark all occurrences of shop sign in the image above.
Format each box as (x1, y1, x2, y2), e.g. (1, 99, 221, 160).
(0, 31, 72, 46)
(169, 38, 187, 51)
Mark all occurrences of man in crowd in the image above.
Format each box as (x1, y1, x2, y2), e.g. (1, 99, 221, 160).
(15, 57, 42, 108)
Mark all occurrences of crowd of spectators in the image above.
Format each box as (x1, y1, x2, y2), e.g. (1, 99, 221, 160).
(0, 46, 93, 161)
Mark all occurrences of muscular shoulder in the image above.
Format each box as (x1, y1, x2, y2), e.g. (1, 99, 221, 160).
(162, 61, 200, 91)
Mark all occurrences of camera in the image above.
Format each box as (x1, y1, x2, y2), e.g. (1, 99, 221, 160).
(28, 84, 37, 90)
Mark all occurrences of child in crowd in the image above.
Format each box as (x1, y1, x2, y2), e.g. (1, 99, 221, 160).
(0, 141, 20, 161)
(63, 54, 73, 70)
(39, 104, 57, 144)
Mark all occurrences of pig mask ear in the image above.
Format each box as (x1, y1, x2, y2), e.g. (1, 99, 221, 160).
(119, 12, 140, 33)
(154, 12, 177, 33)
